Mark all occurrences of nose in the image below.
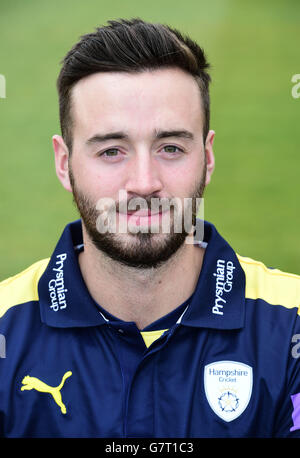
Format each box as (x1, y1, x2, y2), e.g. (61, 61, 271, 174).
(125, 150, 163, 198)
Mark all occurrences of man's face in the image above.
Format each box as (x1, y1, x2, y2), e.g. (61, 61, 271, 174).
(55, 68, 214, 268)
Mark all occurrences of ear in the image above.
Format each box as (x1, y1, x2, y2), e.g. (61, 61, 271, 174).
(204, 130, 215, 185)
(52, 134, 72, 192)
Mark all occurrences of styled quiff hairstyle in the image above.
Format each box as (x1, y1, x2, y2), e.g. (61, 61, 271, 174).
(57, 18, 211, 153)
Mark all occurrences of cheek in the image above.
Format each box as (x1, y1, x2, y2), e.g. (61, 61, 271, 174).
(72, 160, 125, 200)
(166, 161, 203, 197)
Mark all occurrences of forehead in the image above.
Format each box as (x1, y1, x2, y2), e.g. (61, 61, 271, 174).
(71, 68, 203, 139)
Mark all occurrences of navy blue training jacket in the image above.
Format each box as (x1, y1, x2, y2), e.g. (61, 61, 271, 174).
(1, 219, 300, 438)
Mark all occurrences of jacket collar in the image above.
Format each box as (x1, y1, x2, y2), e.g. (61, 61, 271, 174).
(38, 219, 245, 330)
(181, 222, 245, 330)
(38, 220, 105, 327)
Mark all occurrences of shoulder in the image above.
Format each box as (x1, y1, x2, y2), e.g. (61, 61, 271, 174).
(0, 258, 50, 319)
(237, 254, 300, 311)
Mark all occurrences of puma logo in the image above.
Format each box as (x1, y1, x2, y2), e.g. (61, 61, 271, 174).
(21, 371, 72, 414)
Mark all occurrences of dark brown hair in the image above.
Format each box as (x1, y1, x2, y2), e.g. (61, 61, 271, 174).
(57, 18, 211, 153)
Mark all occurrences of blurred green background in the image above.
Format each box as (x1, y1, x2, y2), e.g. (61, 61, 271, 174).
(1, 0, 300, 280)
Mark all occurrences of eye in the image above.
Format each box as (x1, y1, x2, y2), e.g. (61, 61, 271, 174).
(100, 148, 120, 157)
(98, 148, 125, 162)
(161, 145, 184, 155)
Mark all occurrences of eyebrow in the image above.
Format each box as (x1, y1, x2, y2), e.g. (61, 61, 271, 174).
(86, 129, 194, 145)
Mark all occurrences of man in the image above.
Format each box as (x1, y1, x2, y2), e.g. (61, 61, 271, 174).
(1, 18, 300, 438)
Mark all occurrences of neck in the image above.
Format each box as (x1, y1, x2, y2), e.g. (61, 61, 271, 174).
(78, 230, 205, 330)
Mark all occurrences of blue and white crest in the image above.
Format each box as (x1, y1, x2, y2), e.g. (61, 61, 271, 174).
(204, 361, 253, 422)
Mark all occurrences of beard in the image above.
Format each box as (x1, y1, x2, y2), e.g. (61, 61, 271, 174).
(69, 164, 206, 269)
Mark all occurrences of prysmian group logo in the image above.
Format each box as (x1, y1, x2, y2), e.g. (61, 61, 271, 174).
(95, 189, 204, 244)
(48, 253, 68, 312)
(212, 259, 235, 316)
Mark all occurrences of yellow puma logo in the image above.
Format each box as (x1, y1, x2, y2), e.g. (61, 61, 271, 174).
(20, 371, 72, 414)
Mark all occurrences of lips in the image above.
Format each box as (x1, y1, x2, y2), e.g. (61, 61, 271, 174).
(123, 209, 160, 217)
(117, 209, 167, 227)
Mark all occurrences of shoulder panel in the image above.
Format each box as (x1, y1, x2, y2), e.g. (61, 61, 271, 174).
(0, 258, 50, 318)
(237, 254, 300, 312)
